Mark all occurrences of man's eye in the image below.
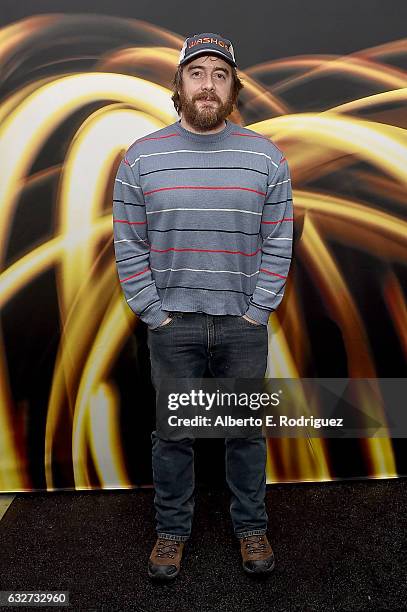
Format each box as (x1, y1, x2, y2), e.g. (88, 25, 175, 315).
(216, 73, 225, 79)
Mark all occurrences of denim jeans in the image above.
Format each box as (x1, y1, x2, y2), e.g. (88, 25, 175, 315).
(147, 312, 269, 542)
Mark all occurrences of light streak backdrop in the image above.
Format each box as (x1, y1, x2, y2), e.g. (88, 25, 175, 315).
(0, 12, 406, 491)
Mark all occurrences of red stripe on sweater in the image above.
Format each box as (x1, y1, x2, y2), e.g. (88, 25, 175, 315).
(144, 186, 266, 196)
(151, 247, 262, 256)
(120, 267, 150, 283)
(113, 219, 146, 225)
(261, 217, 293, 224)
(230, 132, 271, 141)
(260, 268, 287, 279)
(133, 134, 178, 145)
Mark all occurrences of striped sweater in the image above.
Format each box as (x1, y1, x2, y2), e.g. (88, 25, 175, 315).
(113, 119, 293, 329)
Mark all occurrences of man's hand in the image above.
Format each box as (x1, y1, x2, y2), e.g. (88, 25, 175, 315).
(159, 316, 173, 327)
(242, 314, 261, 326)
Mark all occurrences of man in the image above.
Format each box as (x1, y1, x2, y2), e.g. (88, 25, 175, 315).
(113, 32, 293, 580)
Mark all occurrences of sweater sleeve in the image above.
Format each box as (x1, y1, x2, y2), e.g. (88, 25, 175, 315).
(113, 154, 170, 329)
(244, 154, 293, 325)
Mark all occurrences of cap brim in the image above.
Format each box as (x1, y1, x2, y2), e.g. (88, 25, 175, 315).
(180, 48, 237, 68)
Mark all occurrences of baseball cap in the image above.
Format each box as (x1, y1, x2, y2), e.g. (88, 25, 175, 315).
(178, 33, 237, 68)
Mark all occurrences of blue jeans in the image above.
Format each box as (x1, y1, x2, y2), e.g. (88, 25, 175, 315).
(147, 312, 269, 542)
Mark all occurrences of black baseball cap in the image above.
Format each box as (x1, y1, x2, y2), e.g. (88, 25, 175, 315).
(178, 32, 237, 68)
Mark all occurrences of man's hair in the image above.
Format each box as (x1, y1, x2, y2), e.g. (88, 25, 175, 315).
(170, 62, 244, 115)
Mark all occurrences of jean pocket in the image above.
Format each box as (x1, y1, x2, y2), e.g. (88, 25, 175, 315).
(240, 316, 263, 328)
(151, 314, 178, 332)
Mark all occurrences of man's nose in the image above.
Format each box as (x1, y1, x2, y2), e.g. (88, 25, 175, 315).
(201, 74, 216, 90)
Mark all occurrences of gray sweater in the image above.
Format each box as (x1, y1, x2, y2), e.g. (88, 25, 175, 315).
(113, 119, 293, 329)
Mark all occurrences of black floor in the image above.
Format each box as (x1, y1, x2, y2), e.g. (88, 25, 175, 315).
(0, 478, 406, 611)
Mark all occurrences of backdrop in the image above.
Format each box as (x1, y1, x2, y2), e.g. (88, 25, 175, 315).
(0, 1, 406, 491)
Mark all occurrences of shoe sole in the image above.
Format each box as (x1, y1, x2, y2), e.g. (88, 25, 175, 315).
(148, 571, 180, 581)
(148, 566, 181, 581)
(242, 558, 276, 575)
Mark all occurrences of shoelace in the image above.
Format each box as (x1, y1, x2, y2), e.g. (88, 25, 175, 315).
(243, 535, 269, 555)
(156, 539, 181, 559)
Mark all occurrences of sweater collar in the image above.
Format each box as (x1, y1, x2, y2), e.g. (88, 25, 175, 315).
(173, 118, 234, 143)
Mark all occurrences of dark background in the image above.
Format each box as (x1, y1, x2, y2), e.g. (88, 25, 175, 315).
(2, 0, 407, 68)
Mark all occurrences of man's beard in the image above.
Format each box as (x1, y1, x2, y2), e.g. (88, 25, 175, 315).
(178, 87, 235, 131)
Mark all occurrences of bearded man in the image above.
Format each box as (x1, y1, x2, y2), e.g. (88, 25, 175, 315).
(113, 32, 293, 581)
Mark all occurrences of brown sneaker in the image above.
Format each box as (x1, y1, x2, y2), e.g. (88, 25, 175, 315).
(148, 537, 186, 581)
(240, 534, 275, 575)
